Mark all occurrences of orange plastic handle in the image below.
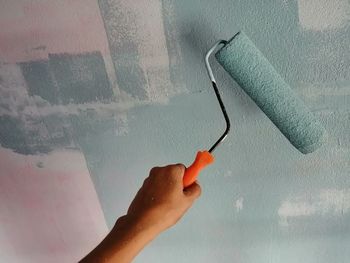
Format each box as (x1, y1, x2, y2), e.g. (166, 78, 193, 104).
(183, 151, 215, 187)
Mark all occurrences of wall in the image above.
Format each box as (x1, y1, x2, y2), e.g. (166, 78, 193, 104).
(0, 0, 349, 262)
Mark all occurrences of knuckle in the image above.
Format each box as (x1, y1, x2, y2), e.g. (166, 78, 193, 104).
(149, 166, 161, 176)
(168, 164, 185, 177)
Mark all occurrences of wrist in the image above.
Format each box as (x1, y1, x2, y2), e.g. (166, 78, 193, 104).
(113, 214, 162, 239)
(109, 214, 161, 253)
(83, 215, 160, 263)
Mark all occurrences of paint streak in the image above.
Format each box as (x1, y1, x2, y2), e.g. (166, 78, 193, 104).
(278, 189, 350, 226)
(235, 197, 244, 212)
(161, 0, 185, 92)
(98, 0, 175, 101)
(297, 0, 350, 31)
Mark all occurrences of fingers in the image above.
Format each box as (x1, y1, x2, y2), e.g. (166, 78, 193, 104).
(150, 164, 185, 175)
(149, 164, 185, 181)
(183, 181, 201, 200)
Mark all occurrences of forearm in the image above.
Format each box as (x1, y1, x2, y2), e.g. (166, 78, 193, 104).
(80, 216, 159, 263)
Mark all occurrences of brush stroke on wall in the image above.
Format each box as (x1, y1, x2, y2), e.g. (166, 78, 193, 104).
(0, 0, 349, 262)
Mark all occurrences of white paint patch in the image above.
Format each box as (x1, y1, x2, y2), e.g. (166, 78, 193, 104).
(131, 0, 174, 101)
(278, 189, 350, 226)
(235, 197, 244, 212)
(114, 113, 129, 136)
(0, 62, 29, 117)
(297, 0, 350, 31)
(278, 200, 316, 218)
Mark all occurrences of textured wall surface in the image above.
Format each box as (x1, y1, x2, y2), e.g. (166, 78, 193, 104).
(0, 0, 349, 262)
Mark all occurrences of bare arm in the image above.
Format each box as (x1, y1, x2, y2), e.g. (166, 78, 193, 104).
(79, 164, 201, 263)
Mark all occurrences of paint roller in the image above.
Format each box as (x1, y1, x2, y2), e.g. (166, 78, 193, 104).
(182, 31, 327, 187)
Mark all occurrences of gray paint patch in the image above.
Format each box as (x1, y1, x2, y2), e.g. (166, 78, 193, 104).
(0, 112, 77, 155)
(0, 57, 128, 155)
(0, 115, 53, 154)
(20, 60, 59, 104)
(0, 107, 127, 154)
(113, 52, 148, 99)
(0, 110, 119, 155)
(49, 52, 113, 104)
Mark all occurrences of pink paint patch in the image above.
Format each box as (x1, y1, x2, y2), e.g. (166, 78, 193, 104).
(0, 0, 110, 63)
(0, 148, 108, 262)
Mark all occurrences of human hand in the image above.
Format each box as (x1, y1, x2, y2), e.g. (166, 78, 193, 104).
(123, 164, 201, 235)
(80, 164, 201, 263)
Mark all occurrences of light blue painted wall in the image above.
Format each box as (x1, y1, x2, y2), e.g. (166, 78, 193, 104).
(87, 1, 349, 262)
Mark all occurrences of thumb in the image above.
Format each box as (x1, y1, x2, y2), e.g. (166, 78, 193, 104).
(183, 181, 201, 200)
